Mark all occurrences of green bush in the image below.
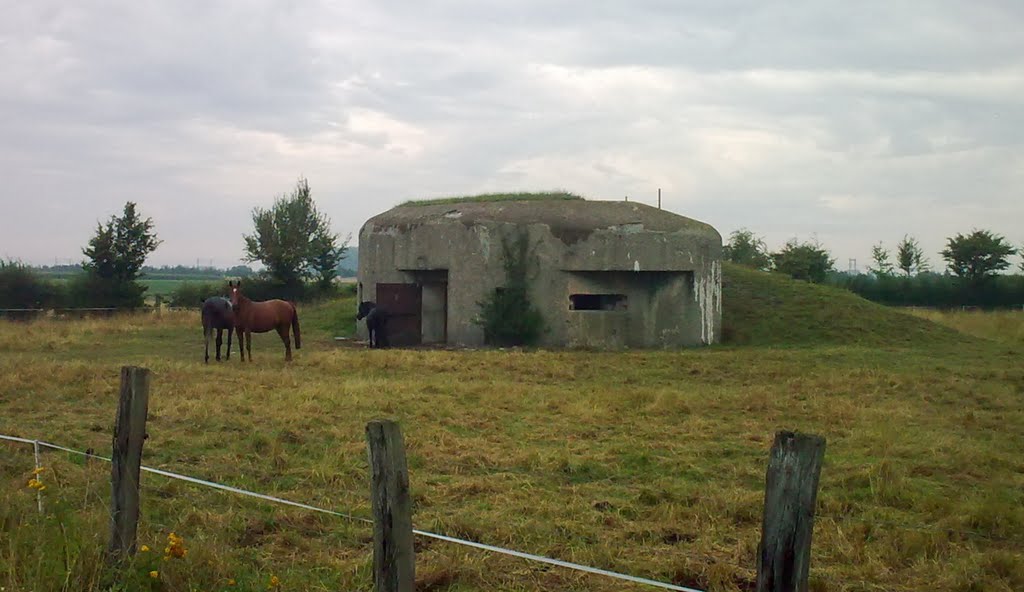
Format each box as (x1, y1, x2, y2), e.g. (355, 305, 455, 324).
(474, 232, 545, 346)
(168, 281, 228, 308)
(64, 275, 147, 309)
(0, 261, 64, 308)
(771, 239, 835, 284)
(229, 276, 356, 303)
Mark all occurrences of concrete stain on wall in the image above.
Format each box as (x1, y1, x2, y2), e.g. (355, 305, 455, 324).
(694, 259, 722, 345)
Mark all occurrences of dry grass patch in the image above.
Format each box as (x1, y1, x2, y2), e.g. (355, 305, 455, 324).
(907, 307, 1024, 346)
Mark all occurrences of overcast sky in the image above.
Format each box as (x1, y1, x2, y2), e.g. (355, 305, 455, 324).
(2, 1, 1022, 271)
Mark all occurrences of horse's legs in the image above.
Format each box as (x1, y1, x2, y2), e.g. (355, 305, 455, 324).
(236, 327, 246, 362)
(215, 328, 224, 361)
(204, 326, 212, 364)
(226, 325, 232, 360)
(277, 325, 292, 361)
(245, 329, 252, 362)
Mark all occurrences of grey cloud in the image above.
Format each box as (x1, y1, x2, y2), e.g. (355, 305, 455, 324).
(1, 1, 1022, 269)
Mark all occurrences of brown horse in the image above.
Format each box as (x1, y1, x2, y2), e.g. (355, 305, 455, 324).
(228, 281, 301, 362)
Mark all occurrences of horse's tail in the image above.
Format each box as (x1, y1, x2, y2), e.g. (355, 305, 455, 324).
(291, 304, 301, 349)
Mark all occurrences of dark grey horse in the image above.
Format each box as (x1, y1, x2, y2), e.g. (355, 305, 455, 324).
(201, 297, 235, 363)
(356, 301, 387, 348)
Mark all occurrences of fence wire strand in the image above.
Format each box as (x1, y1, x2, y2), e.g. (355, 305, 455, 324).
(1, 433, 703, 592)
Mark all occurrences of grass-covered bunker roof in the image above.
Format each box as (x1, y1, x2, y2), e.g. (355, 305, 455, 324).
(367, 194, 720, 246)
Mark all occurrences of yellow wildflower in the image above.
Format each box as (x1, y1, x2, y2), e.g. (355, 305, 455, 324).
(149, 570, 159, 579)
(37, 485, 46, 491)
(32, 467, 45, 475)
(227, 579, 236, 586)
(164, 532, 187, 559)
(140, 545, 150, 552)
(268, 574, 280, 588)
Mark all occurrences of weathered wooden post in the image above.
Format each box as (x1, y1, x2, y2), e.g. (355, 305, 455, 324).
(365, 420, 415, 592)
(756, 430, 825, 592)
(107, 366, 151, 563)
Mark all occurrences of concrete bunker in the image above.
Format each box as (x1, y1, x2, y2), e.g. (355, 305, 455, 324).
(357, 197, 722, 349)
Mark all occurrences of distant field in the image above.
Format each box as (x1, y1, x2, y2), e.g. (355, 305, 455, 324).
(34, 275, 210, 296)
(35, 275, 356, 300)
(140, 278, 191, 297)
(0, 268, 1021, 591)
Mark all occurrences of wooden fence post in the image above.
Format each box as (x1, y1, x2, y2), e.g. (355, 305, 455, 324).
(365, 420, 415, 592)
(108, 366, 151, 563)
(756, 431, 825, 592)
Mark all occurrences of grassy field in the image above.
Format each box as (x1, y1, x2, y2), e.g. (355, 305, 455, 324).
(39, 278, 356, 303)
(1, 264, 1022, 592)
(140, 279, 190, 298)
(37, 277, 195, 300)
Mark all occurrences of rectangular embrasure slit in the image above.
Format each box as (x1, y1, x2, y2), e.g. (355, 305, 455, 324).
(569, 294, 627, 311)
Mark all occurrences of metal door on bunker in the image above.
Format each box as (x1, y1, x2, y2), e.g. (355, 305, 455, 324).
(376, 283, 422, 346)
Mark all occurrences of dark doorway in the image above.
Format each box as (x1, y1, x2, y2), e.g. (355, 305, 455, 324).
(376, 283, 422, 346)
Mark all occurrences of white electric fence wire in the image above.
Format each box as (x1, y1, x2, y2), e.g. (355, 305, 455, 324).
(0, 434, 703, 592)
(33, 440, 43, 514)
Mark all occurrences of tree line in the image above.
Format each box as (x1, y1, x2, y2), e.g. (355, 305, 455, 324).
(724, 229, 1024, 308)
(30, 264, 257, 279)
(0, 178, 350, 309)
